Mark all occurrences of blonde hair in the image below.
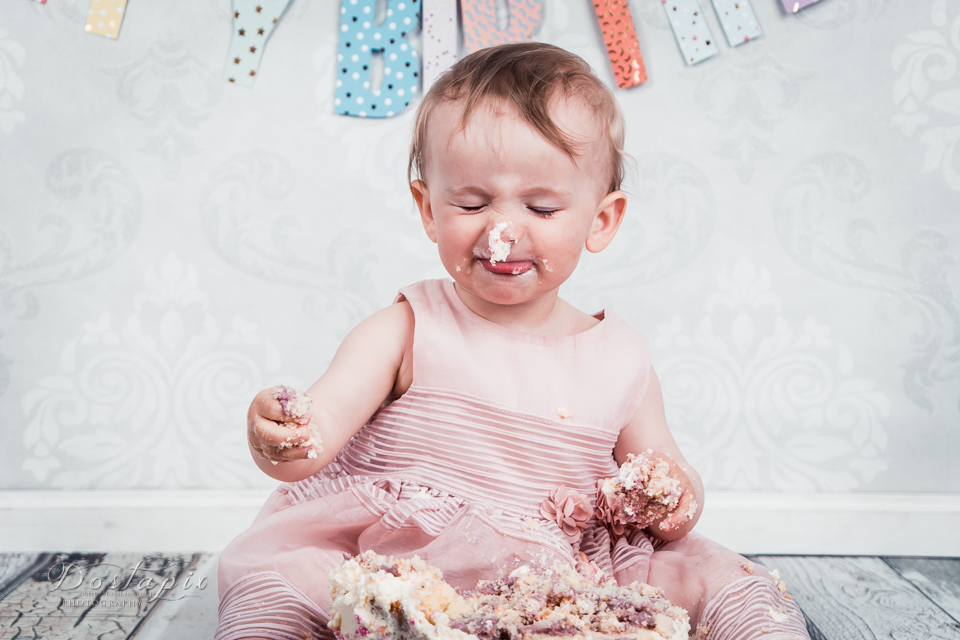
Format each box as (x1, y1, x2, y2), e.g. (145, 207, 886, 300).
(408, 42, 625, 193)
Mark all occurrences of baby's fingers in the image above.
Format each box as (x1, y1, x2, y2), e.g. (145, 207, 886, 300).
(261, 441, 322, 464)
(250, 417, 311, 448)
(658, 491, 699, 532)
(251, 390, 290, 424)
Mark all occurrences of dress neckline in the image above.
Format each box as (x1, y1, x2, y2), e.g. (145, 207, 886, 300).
(439, 279, 613, 342)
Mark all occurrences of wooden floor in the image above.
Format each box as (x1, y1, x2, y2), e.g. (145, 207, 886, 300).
(0, 553, 958, 638)
(751, 555, 960, 639)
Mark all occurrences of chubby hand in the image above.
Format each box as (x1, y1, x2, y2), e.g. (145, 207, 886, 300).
(643, 451, 700, 533)
(247, 386, 321, 464)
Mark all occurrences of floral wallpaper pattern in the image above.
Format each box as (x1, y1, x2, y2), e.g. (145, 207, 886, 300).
(0, 0, 956, 494)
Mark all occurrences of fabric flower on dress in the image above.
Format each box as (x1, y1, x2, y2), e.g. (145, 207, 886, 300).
(540, 485, 592, 544)
(595, 478, 627, 537)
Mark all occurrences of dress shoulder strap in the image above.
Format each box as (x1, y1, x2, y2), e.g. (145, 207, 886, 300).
(394, 279, 463, 389)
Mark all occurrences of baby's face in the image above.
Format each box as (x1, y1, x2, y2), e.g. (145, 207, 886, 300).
(413, 98, 619, 309)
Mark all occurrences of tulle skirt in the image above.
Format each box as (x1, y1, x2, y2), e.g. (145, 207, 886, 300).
(215, 478, 793, 640)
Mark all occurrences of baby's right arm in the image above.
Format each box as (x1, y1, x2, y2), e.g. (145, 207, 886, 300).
(246, 300, 414, 483)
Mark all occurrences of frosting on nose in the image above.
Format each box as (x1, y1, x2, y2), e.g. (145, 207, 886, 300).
(487, 221, 514, 265)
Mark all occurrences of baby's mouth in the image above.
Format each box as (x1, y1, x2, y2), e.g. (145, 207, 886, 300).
(479, 258, 533, 275)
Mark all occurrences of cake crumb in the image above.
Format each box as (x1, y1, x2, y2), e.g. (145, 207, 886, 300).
(742, 561, 755, 574)
(767, 606, 788, 623)
(768, 568, 790, 596)
(521, 518, 542, 532)
(556, 406, 573, 419)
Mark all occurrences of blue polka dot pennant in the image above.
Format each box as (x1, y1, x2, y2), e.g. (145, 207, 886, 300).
(336, 0, 421, 118)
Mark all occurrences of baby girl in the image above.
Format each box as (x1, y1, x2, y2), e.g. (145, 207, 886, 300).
(216, 42, 809, 640)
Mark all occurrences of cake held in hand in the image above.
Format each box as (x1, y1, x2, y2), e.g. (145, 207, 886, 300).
(272, 385, 322, 459)
(273, 384, 312, 420)
(328, 551, 690, 640)
(598, 451, 684, 531)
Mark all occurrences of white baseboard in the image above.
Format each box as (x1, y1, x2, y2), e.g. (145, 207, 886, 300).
(1, 490, 958, 556)
(695, 492, 960, 557)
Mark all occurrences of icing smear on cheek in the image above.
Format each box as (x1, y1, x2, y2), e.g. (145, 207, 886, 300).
(487, 221, 514, 265)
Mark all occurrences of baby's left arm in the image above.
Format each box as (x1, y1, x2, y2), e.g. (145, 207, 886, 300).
(613, 367, 704, 541)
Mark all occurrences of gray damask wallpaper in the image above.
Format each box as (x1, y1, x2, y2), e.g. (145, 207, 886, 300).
(1, 0, 957, 494)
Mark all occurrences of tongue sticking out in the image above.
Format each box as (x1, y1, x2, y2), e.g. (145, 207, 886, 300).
(481, 259, 533, 275)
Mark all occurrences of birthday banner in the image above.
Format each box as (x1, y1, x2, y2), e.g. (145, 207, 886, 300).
(711, 0, 762, 47)
(593, 0, 647, 89)
(335, 0, 421, 117)
(84, 0, 128, 39)
(781, 0, 824, 12)
(422, 0, 458, 89)
(38, 0, 828, 116)
(224, 0, 293, 86)
(461, 0, 542, 53)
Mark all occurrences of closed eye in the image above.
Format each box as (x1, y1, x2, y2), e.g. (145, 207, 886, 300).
(529, 207, 558, 218)
(457, 204, 486, 212)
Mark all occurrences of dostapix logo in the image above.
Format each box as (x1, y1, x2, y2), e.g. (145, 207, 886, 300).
(46, 558, 208, 604)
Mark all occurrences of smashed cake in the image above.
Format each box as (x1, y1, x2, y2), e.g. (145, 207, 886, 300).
(272, 384, 322, 460)
(328, 551, 472, 640)
(598, 452, 687, 531)
(328, 551, 690, 640)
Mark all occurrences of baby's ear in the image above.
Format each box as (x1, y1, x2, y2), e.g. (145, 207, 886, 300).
(585, 190, 626, 253)
(410, 180, 437, 243)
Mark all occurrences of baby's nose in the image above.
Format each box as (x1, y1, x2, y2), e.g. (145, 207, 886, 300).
(487, 216, 525, 242)
(487, 221, 512, 259)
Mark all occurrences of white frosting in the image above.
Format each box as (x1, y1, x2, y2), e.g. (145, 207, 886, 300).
(330, 552, 690, 640)
(600, 477, 619, 497)
(329, 552, 471, 640)
(767, 606, 789, 623)
(487, 221, 513, 264)
(616, 453, 682, 507)
(287, 394, 312, 419)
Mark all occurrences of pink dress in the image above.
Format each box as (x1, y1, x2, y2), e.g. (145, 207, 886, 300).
(216, 279, 809, 640)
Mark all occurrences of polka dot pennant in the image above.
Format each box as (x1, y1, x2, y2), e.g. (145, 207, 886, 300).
(592, 0, 647, 89)
(780, 0, 824, 12)
(661, 0, 718, 66)
(223, 0, 293, 87)
(83, 0, 127, 39)
(336, 0, 421, 118)
(709, 0, 762, 47)
(461, 0, 542, 55)
(422, 0, 458, 90)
